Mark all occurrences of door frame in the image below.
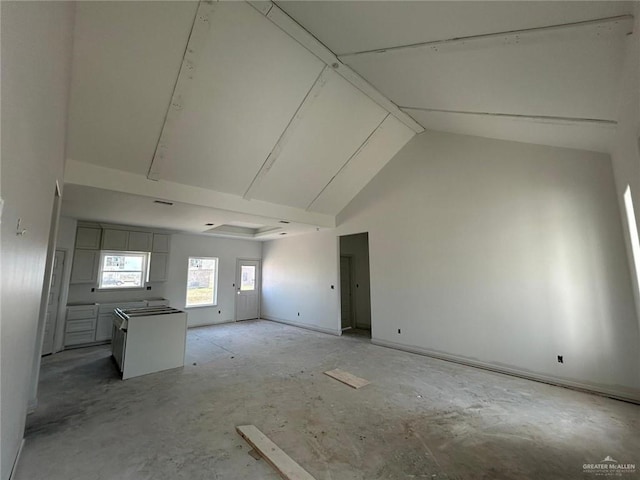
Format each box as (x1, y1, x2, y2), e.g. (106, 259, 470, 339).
(29, 182, 62, 410)
(42, 249, 66, 355)
(234, 258, 262, 321)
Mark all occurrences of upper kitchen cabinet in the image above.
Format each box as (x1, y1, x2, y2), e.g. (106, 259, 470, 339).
(152, 234, 170, 253)
(101, 229, 129, 250)
(128, 231, 153, 252)
(70, 249, 99, 284)
(102, 228, 153, 252)
(75, 225, 101, 249)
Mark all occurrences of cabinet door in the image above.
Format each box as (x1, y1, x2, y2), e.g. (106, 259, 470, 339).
(70, 250, 99, 284)
(152, 234, 170, 253)
(96, 313, 114, 342)
(149, 253, 168, 282)
(102, 229, 129, 250)
(75, 227, 102, 249)
(128, 231, 153, 252)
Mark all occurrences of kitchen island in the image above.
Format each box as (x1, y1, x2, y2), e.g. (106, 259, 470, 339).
(112, 306, 188, 380)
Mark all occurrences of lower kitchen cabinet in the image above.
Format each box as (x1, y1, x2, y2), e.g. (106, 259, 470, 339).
(96, 313, 115, 342)
(65, 305, 98, 347)
(65, 300, 168, 348)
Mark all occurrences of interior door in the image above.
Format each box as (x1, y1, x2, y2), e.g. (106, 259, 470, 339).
(235, 259, 260, 321)
(42, 250, 65, 355)
(340, 255, 354, 329)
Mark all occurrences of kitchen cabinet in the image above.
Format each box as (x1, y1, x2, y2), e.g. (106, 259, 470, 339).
(101, 229, 129, 250)
(96, 313, 115, 342)
(102, 228, 153, 252)
(65, 305, 98, 347)
(128, 231, 153, 252)
(96, 301, 146, 342)
(152, 234, 170, 253)
(70, 249, 99, 284)
(149, 253, 169, 282)
(75, 226, 101, 249)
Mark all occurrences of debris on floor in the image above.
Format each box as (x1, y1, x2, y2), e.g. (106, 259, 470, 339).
(324, 368, 370, 389)
(236, 424, 316, 480)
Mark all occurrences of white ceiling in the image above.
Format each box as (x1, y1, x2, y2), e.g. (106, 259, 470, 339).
(61, 184, 317, 240)
(280, 1, 635, 153)
(277, 1, 633, 55)
(64, 1, 416, 237)
(63, 1, 636, 238)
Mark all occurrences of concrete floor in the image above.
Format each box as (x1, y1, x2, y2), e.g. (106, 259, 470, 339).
(15, 320, 640, 479)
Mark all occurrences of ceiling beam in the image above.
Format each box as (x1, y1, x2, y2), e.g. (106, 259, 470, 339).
(147, 0, 216, 181)
(306, 113, 389, 211)
(401, 107, 618, 127)
(339, 15, 634, 59)
(248, 1, 424, 134)
(243, 65, 330, 200)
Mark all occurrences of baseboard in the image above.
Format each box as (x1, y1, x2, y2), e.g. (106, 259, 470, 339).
(263, 316, 342, 336)
(9, 438, 25, 480)
(372, 338, 640, 405)
(188, 318, 236, 329)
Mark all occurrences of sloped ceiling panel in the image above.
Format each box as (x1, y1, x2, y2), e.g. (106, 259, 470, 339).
(340, 17, 631, 121)
(158, 2, 325, 196)
(308, 115, 415, 215)
(250, 68, 388, 209)
(66, 1, 198, 175)
(278, 1, 633, 55)
(407, 109, 616, 153)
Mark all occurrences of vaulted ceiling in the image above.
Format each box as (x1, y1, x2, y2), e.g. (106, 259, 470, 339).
(63, 1, 635, 239)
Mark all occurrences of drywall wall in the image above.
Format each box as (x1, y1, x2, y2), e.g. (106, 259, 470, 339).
(262, 131, 640, 400)
(164, 233, 262, 327)
(611, 6, 640, 338)
(339, 233, 371, 329)
(261, 232, 341, 335)
(0, 3, 75, 479)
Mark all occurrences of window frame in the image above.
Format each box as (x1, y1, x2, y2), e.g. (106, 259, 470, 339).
(185, 256, 219, 308)
(97, 250, 150, 290)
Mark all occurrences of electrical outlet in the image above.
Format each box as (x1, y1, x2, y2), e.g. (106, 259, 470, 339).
(397, 328, 401, 334)
(146, 286, 152, 290)
(557, 355, 563, 364)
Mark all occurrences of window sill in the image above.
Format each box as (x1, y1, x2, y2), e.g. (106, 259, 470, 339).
(97, 287, 147, 292)
(184, 304, 217, 309)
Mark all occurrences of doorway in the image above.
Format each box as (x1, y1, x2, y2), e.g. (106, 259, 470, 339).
(339, 232, 372, 338)
(41, 249, 65, 355)
(235, 258, 261, 321)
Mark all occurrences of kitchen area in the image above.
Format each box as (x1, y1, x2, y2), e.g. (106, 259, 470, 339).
(52, 220, 189, 379)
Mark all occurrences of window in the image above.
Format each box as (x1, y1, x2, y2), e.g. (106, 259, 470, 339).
(186, 257, 218, 307)
(98, 251, 149, 289)
(624, 186, 640, 290)
(240, 265, 256, 291)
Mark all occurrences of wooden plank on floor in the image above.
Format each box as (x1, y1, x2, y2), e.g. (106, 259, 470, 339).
(324, 368, 370, 389)
(236, 425, 316, 480)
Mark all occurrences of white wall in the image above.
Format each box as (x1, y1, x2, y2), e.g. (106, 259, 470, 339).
(339, 233, 371, 329)
(164, 233, 262, 327)
(0, 3, 75, 479)
(262, 131, 640, 401)
(611, 6, 640, 340)
(262, 232, 341, 335)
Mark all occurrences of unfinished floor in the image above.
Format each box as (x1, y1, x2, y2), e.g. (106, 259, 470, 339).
(15, 320, 640, 479)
